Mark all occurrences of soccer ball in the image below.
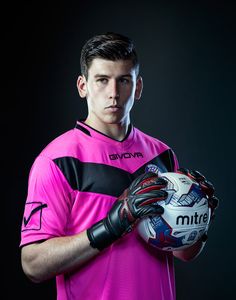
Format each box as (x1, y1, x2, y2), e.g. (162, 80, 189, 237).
(137, 172, 210, 251)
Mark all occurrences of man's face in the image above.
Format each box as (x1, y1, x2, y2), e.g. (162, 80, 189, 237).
(77, 58, 142, 128)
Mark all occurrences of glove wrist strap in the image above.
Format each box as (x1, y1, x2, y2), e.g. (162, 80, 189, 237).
(87, 219, 118, 251)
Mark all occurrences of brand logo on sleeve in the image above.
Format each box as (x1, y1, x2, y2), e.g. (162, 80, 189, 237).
(22, 202, 48, 231)
(109, 152, 143, 160)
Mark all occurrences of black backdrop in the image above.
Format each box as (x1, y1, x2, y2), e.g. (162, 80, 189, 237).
(3, 1, 235, 299)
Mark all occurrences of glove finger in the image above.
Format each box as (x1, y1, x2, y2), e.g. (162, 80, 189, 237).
(199, 180, 215, 198)
(177, 167, 189, 175)
(135, 190, 168, 206)
(189, 170, 206, 182)
(138, 203, 164, 217)
(178, 168, 206, 183)
(129, 172, 157, 191)
(208, 195, 219, 210)
(134, 177, 168, 195)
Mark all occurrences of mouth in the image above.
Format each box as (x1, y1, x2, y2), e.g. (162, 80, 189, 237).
(105, 105, 122, 112)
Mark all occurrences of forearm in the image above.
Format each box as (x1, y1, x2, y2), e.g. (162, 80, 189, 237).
(173, 238, 206, 262)
(21, 230, 99, 283)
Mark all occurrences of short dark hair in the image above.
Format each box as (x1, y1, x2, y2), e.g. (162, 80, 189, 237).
(80, 32, 139, 79)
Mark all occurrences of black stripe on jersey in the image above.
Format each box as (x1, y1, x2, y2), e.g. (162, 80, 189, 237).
(75, 124, 91, 136)
(54, 157, 133, 197)
(75, 122, 132, 142)
(53, 149, 176, 197)
(133, 149, 175, 177)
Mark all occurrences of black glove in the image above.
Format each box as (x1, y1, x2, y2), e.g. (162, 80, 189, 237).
(177, 168, 219, 242)
(87, 172, 168, 251)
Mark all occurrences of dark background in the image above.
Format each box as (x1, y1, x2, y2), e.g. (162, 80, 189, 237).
(3, 1, 235, 299)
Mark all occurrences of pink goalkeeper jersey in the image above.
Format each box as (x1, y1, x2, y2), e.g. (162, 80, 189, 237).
(20, 121, 179, 300)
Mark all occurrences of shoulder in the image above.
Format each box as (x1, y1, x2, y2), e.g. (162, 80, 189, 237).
(38, 128, 81, 160)
(28, 128, 80, 188)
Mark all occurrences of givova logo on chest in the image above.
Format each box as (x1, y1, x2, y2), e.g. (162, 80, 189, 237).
(109, 152, 143, 160)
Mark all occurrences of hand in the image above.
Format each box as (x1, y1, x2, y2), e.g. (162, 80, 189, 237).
(87, 172, 168, 250)
(177, 168, 219, 221)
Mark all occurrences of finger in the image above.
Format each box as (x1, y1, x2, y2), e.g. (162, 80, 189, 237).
(138, 204, 164, 217)
(189, 170, 206, 182)
(135, 177, 168, 194)
(177, 167, 189, 175)
(177, 168, 206, 183)
(208, 195, 219, 209)
(199, 180, 215, 198)
(136, 190, 168, 206)
(130, 172, 157, 190)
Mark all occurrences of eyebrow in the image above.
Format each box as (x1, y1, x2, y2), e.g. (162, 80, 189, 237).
(94, 74, 132, 78)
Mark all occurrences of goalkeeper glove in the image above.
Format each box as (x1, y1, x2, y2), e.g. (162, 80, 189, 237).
(177, 168, 219, 242)
(87, 172, 168, 250)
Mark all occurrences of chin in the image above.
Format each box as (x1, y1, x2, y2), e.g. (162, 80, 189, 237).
(103, 116, 124, 125)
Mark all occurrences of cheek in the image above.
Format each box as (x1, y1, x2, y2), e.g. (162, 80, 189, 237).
(126, 83, 136, 96)
(87, 94, 102, 111)
(122, 86, 135, 100)
(123, 98, 135, 112)
(89, 86, 105, 100)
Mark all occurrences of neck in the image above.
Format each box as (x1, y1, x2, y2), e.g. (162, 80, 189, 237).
(84, 118, 130, 141)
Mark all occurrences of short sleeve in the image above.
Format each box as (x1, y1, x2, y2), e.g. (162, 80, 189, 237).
(20, 155, 73, 247)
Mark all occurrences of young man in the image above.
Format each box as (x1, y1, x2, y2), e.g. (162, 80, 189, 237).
(20, 32, 218, 300)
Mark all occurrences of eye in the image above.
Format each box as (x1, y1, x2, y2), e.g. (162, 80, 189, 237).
(120, 78, 130, 84)
(97, 78, 108, 84)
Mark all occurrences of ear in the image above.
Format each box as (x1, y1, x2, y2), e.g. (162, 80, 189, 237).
(77, 75, 87, 98)
(134, 76, 143, 100)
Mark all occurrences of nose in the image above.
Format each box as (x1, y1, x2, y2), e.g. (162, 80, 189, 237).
(108, 80, 119, 100)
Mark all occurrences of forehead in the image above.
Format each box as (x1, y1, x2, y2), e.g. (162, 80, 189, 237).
(88, 58, 136, 77)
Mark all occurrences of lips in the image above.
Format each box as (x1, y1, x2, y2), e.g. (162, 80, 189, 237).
(106, 105, 121, 109)
(105, 105, 122, 112)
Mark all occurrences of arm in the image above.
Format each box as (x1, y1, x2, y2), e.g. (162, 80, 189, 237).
(21, 172, 168, 283)
(21, 230, 99, 283)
